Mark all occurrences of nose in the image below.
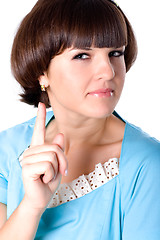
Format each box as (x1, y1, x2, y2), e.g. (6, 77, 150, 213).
(94, 55, 115, 81)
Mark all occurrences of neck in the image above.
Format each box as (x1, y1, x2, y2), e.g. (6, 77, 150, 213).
(46, 109, 114, 154)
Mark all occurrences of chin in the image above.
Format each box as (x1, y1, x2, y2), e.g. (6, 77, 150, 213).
(83, 96, 119, 119)
(84, 107, 114, 119)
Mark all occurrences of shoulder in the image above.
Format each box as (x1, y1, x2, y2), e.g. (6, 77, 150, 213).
(121, 121, 160, 166)
(0, 111, 54, 168)
(0, 117, 35, 155)
(0, 117, 35, 177)
(120, 121, 160, 178)
(114, 111, 160, 159)
(126, 122, 160, 182)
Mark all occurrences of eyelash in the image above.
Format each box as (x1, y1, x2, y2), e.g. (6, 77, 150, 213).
(73, 53, 89, 60)
(109, 50, 125, 58)
(73, 50, 125, 60)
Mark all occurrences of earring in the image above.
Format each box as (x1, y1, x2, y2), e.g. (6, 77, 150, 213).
(41, 85, 46, 92)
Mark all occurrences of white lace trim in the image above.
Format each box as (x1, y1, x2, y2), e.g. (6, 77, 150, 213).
(47, 158, 119, 208)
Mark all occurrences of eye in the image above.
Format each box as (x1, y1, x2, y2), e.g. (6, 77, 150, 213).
(73, 53, 90, 60)
(109, 50, 125, 58)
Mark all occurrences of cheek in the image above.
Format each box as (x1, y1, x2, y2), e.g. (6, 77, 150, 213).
(48, 67, 85, 100)
(116, 59, 126, 81)
(58, 65, 90, 89)
(114, 63, 126, 93)
(119, 68, 126, 85)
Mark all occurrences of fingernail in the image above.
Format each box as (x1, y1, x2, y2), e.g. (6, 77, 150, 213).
(38, 102, 43, 109)
(64, 169, 68, 176)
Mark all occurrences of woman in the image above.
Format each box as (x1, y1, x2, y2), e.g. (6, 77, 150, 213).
(0, 0, 160, 239)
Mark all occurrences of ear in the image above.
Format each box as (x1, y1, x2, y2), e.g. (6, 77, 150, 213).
(38, 74, 49, 88)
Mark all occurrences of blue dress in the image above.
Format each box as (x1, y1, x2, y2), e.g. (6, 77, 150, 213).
(0, 112, 160, 240)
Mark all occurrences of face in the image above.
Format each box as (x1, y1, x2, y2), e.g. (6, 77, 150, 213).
(42, 46, 126, 119)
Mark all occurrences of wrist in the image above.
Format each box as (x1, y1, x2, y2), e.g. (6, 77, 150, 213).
(21, 196, 45, 218)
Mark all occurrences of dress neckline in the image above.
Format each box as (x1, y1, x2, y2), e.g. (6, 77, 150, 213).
(47, 157, 119, 208)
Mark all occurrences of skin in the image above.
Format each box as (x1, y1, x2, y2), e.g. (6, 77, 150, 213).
(41, 46, 126, 182)
(44, 46, 126, 121)
(0, 46, 126, 239)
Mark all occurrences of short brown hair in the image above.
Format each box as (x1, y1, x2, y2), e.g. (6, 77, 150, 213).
(11, 0, 137, 108)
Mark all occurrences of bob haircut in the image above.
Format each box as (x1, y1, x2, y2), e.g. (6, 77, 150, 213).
(11, 0, 137, 108)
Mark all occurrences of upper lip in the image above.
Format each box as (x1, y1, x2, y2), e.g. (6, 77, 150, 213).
(88, 88, 114, 94)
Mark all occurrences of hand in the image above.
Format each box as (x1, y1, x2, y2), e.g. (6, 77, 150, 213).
(21, 102, 68, 212)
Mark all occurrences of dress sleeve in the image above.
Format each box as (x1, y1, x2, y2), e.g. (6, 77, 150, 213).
(0, 174, 8, 205)
(122, 144, 160, 240)
(0, 131, 9, 205)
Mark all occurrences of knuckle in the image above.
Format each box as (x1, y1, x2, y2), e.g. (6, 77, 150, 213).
(48, 153, 58, 173)
(52, 145, 60, 152)
(45, 161, 52, 171)
(44, 163, 55, 179)
(48, 152, 56, 162)
(48, 169, 55, 180)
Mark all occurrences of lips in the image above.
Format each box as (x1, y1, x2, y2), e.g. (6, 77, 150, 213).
(88, 88, 114, 97)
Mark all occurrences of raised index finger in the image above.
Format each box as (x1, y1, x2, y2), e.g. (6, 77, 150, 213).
(31, 102, 46, 147)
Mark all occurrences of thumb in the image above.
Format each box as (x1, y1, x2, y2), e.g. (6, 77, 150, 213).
(52, 133, 65, 152)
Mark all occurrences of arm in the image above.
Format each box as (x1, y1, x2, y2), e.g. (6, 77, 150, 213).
(0, 103, 68, 239)
(0, 203, 7, 229)
(0, 200, 42, 240)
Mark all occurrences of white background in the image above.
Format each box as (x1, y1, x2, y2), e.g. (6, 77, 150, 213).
(0, 0, 160, 140)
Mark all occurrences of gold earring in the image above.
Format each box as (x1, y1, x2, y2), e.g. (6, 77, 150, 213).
(41, 85, 46, 92)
